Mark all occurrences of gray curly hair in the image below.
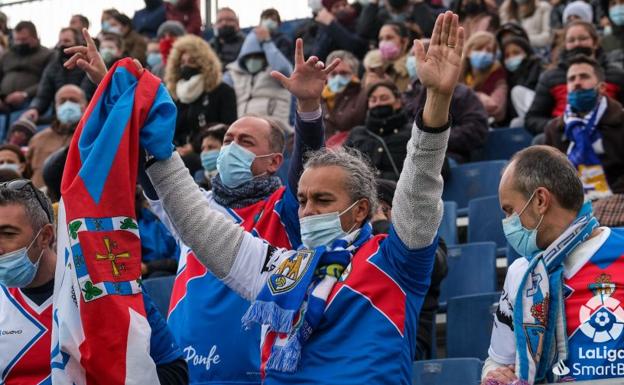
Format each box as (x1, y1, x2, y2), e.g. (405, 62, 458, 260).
(303, 147, 378, 220)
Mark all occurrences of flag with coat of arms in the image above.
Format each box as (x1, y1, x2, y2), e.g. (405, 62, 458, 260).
(51, 58, 176, 385)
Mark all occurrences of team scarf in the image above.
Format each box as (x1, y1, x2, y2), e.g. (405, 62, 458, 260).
(564, 97, 612, 201)
(242, 223, 373, 372)
(514, 201, 599, 384)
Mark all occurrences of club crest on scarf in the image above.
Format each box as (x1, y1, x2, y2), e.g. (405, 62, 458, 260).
(66, 216, 142, 302)
(269, 250, 315, 294)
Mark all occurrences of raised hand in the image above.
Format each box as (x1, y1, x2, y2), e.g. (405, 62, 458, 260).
(413, 11, 464, 97)
(64, 28, 108, 85)
(271, 38, 340, 112)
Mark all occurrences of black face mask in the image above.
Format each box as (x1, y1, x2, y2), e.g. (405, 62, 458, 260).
(463, 1, 485, 15)
(57, 46, 73, 63)
(564, 46, 594, 61)
(12, 42, 33, 55)
(369, 105, 395, 119)
(387, 0, 409, 10)
(179, 65, 200, 80)
(218, 26, 237, 40)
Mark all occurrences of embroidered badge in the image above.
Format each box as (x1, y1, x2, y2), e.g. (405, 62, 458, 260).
(268, 250, 314, 294)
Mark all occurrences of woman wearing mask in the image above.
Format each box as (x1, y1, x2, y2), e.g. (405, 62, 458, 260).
(165, 35, 237, 150)
(525, 20, 624, 135)
(601, 0, 624, 67)
(0, 144, 30, 179)
(499, 0, 552, 50)
(344, 81, 411, 181)
(501, 36, 543, 126)
(462, 31, 508, 123)
(377, 22, 411, 92)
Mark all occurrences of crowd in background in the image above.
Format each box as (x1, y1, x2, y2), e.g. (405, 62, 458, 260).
(0, 0, 624, 382)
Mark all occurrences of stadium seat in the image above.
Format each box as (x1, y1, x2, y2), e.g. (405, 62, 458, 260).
(507, 244, 523, 266)
(446, 292, 501, 360)
(439, 242, 497, 309)
(473, 127, 533, 161)
(0, 115, 6, 141)
(467, 196, 506, 256)
(142, 275, 175, 318)
(442, 160, 507, 216)
(439, 201, 458, 246)
(412, 358, 483, 385)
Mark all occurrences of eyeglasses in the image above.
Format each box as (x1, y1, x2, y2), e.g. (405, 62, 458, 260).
(0, 179, 53, 223)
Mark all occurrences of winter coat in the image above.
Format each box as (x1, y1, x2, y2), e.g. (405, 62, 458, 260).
(0, 44, 52, 99)
(165, 0, 201, 35)
(499, 1, 552, 48)
(321, 81, 368, 137)
(209, 32, 246, 69)
(132, 0, 167, 38)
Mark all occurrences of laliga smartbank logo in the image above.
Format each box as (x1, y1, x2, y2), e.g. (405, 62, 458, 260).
(579, 275, 624, 342)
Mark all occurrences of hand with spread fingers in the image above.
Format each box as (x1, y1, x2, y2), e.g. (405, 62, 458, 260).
(413, 11, 465, 128)
(413, 11, 464, 97)
(271, 38, 341, 112)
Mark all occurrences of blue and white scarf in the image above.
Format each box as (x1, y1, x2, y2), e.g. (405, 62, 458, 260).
(514, 201, 599, 384)
(564, 97, 612, 200)
(242, 223, 373, 372)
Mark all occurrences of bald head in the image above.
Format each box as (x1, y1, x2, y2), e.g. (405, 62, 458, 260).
(55, 84, 87, 108)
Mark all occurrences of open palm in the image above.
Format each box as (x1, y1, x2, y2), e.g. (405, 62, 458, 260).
(272, 38, 340, 102)
(413, 12, 465, 96)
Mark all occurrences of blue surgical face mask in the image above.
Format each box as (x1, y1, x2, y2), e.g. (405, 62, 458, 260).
(406, 55, 418, 80)
(504, 54, 525, 72)
(201, 149, 219, 172)
(469, 50, 495, 71)
(502, 190, 544, 259)
(300, 200, 360, 249)
(216, 142, 274, 188)
(0, 228, 44, 288)
(146, 52, 162, 68)
(56, 100, 83, 125)
(568, 88, 598, 113)
(327, 74, 351, 93)
(610, 5, 624, 26)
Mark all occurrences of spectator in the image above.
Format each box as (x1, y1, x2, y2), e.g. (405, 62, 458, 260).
(378, 22, 412, 92)
(193, 124, 227, 189)
(501, 36, 543, 126)
(362, 48, 390, 87)
(600, 0, 624, 69)
(98, 32, 125, 68)
(100, 8, 120, 35)
(345, 81, 413, 181)
(165, 35, 237, 148)
(153, 20, 186, 78)
(312, 0, 368, 60)
(133, 0, 166, 38)
(260, 8, 294, 62)
(453, 0, 500, 38)
(0, 11, 10, 53)
(404, 52, 489, 163)
(495, 21, 530, 46)
(165, 0, 201, 35)
(20, 28, 88, 124)
(544, 55, 624, 200)
(146, 39, 162, 71)
(481, 146, 624, 384)
(69, 14, 90, 32)
(0, 21, 53, 113)
(209, 7, 246, 68)
(294, 1, 325, 59)
(356, 0, 436, 43)
(321, 50, 368, 146)
(525, 21, 624, 135)
(0, 180, 189, 385)
(4, 119, 36, 147)
(462, 31, 508, 123)
(27, 85, 85, 188)
(223, 29, 293, 128)
(108, 13, 147, 64)
(0, 143, 29, 178)
(562, 0, 594, 24)
(499, 0, 552, 49)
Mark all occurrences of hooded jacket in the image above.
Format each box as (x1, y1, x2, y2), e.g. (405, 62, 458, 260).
(224, 31, 293, 126)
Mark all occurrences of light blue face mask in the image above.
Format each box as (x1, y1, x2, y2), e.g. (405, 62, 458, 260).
(504, 54, 525, 72)
(245, 57, 265, 74)
(216, 142, 274, 188)
(261, 18, 278, 32)
(502, 190, 544, 259)
(469, 50, 495, 71)
(406, 55, 418, 80)
(56, 100, 83, 125)
(300, 200, 359, 249)
(201, 149, 219, 172)
(146, 52, 162, 68)
(610, 5, 624, 26)
(327, 74, 351, 93)
(0, 228, 43, 288)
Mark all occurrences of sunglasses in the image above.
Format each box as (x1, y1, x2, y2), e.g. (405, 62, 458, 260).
(0, 179, 53, 223)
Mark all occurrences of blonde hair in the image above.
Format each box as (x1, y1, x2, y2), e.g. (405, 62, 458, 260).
(164, 35, 222, 100)
(462, 31, 498, 83)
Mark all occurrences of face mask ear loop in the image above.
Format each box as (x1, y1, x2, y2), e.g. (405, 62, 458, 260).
(26, 227, 45, 253)
(518, 189, 538, 218)
(339, 200, 362, 234)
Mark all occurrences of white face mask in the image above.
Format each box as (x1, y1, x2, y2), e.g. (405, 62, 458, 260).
(0, 163, 21, 173)
(176, 74, 204, 104)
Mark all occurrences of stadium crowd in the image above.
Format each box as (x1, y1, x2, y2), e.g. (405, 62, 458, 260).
(0, 0, 624, 384)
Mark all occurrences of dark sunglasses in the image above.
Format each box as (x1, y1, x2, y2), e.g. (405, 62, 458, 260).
(0, 179, 53, 223)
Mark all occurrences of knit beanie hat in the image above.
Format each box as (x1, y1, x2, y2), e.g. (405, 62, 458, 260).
(562, 1, 593, 23)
